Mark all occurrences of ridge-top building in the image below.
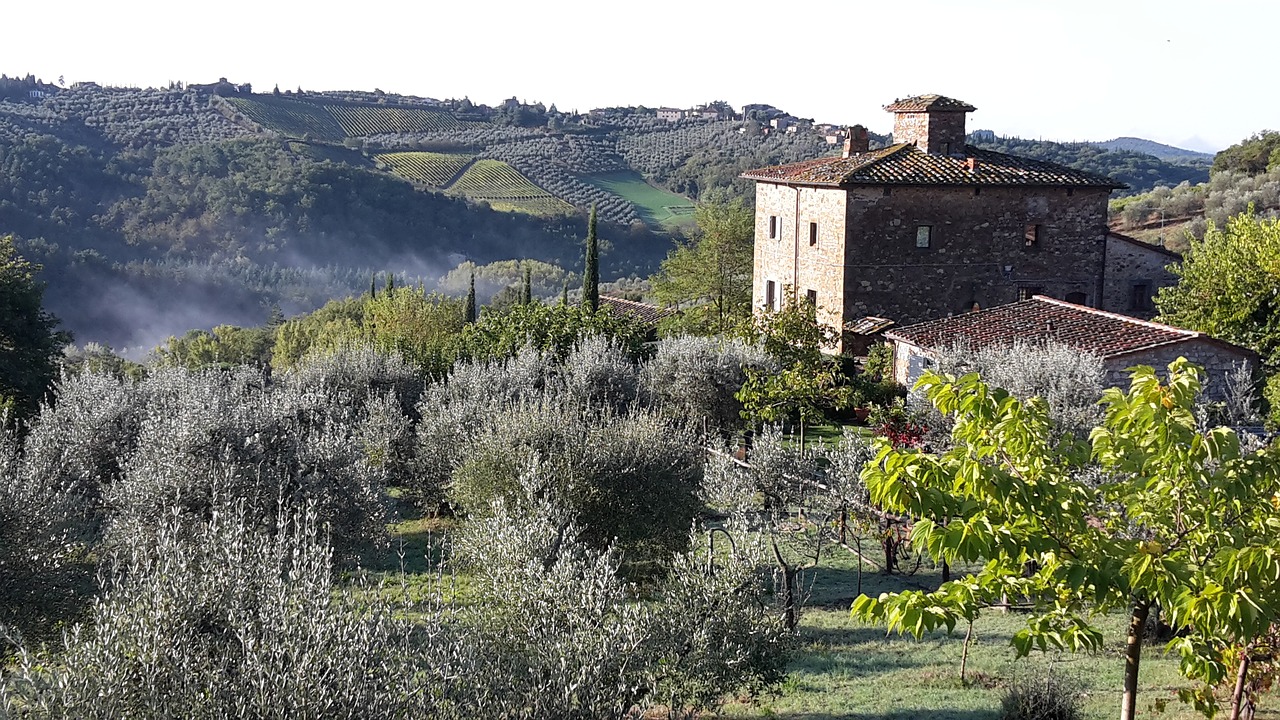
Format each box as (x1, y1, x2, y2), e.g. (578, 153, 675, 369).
(742, 94, 1166, 351)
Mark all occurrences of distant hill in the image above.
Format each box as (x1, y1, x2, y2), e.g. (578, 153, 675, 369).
(967, 132, 1209, 194)
(1091, 137, 1214, 165)
(0, 80, 1233, 350)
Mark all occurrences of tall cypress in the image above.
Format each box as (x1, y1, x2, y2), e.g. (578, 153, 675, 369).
(369, 275, 377, 298)
(582, 204, 599, 312)
(521, 265, 533, 305)
(561, 279, 569, 306)
(465, 272, 477, 323)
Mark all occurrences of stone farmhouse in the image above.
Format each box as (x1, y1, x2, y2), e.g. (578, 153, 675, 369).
(884, 295, 1256, 400)
(743, 94, 1179, 350)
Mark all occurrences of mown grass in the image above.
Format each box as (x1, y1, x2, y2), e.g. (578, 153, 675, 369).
(581, 171, 696, 229)
(374, 488, 1277, 719)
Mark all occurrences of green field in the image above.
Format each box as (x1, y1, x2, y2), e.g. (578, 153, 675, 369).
(376, 151, 474, 187)
(451, 160, 574, 216)
(582, 171, 696, 228)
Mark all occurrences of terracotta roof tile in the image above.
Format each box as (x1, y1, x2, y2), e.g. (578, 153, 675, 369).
(884, 94, 976, 113)
(742, 144, 1125, 189)
(884, 296, 1247, 359)
(599, 295, 678, 326)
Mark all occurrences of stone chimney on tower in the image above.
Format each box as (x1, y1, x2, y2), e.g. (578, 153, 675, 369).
(884, 94, 975, 156)
(841, 124, 869, 158)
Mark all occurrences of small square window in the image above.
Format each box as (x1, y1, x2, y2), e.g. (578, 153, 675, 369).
(768, 216, 778, 239)
(1131, 283, 1151, 311)
(916, 225, 932, 248)
(765, 280, 777, 311)
(1025, 224, 1041, 247)
(806, 289, 818, 306)
(808, 222, 818, 247)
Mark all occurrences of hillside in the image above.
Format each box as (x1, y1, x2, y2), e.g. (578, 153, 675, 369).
(0, 81, 1230, 350)
(967, 132, 1210, 194)
(1091, 136, 1214, 164)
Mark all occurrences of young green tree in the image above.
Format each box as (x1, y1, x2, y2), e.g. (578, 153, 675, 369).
(736, 293, 852, 447)
(1155, 211, 1280, 367)
(651, 197, 754, 334)
(582, 204, 599, 312)
(851, 359, 1280, 720)
(521, 264, 532, 306)
(0, 236, 69, 415)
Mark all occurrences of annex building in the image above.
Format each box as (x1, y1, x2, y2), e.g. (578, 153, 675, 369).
(743, 94, 1177, 351)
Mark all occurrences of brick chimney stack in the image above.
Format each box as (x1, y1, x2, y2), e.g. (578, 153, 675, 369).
(884, 94, 975, 156)
(842, 125, 870, 158)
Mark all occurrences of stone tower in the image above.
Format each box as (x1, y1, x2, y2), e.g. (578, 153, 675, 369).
(885, 94, 976, 156)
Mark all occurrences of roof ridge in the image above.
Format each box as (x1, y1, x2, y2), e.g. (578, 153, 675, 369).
(1029, 295, 1198, 337)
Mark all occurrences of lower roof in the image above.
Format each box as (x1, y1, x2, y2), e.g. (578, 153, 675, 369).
(885, 296, 1251, 360)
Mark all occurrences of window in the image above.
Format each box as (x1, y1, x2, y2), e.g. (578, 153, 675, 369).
(883, 187, 892, 197)
(805, 289, 818, 306)
(1024, 224, 1041, 247)
(768, 216, 778, 239)
(1018, 286, 1043, 301)
(916, 225, 932, 248)
(1130, 283, 1151, 311)
(808, 222, 818, 247)
(1065, 291, 1087, 305)
(765, 280, 777, 311)
(940, 142, 950, 155)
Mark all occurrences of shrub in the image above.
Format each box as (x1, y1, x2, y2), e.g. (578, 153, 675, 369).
(3, 505, 424, 719)
(641, 335, 774, 436)
(450, 404, 703, 576)
(999, 671, 1083, 720)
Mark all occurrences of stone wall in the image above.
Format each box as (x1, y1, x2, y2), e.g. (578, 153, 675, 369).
(1104, 339, 1256, 402)
(892, 111, 966, 154)
(839, 185, 1110, 326)
(752, 183, 848, 336)
(1101, 234, 1179, 319)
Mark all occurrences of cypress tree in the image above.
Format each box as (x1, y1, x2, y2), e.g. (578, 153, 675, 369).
(385, 272, 395, 293)
(521, 265, 532, 305)
(369, 275, 377, 298)
(465, 272, 477, 323)
(561, 279, 569, 306)
(582, 204, 599, 312)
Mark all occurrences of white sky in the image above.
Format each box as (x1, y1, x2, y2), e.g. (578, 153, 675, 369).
(6, 0, 1273, 151)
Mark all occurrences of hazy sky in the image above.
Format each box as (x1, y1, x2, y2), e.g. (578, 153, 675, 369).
(7, 0, 1272, 151)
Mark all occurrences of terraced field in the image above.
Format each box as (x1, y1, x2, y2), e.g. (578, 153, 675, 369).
(327, 105, 459, 135)
(376, 151, 474, 187)
(227, 97, 346, 142)
(451, 160, 574, 216)
(227, 96, 460, 140)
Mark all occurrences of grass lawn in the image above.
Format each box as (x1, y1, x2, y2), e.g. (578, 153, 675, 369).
(581, 171, 696, 230)
(375, 489, 1277, 719)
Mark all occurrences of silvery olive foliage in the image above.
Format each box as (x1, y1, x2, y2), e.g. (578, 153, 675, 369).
(454, 469, 793, 719)
(560, 333, 641, 411)
(933, 340, 1105, 437)
(20, 370, 143, 513)
(413, 346, 555, 505)
(278, 342, 425, 417)
(451, 401, 703, 574)
(104, 366, 392, 559)
(0, 414, 86, 638)
(641, 335, 775, 436)
(2, 506, 429, 720)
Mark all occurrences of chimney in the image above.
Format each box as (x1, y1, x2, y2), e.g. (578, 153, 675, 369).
(841, 124, 870, 158)
(966, 156, 978, 172)
(884, 94, 975, 155)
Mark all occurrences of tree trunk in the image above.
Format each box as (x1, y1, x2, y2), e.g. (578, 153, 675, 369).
(1228, 644, 1252, 720)
(959, 619, 974, 684)
(1121, 599, 1150, 720)
(941, 559, 950, 583)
